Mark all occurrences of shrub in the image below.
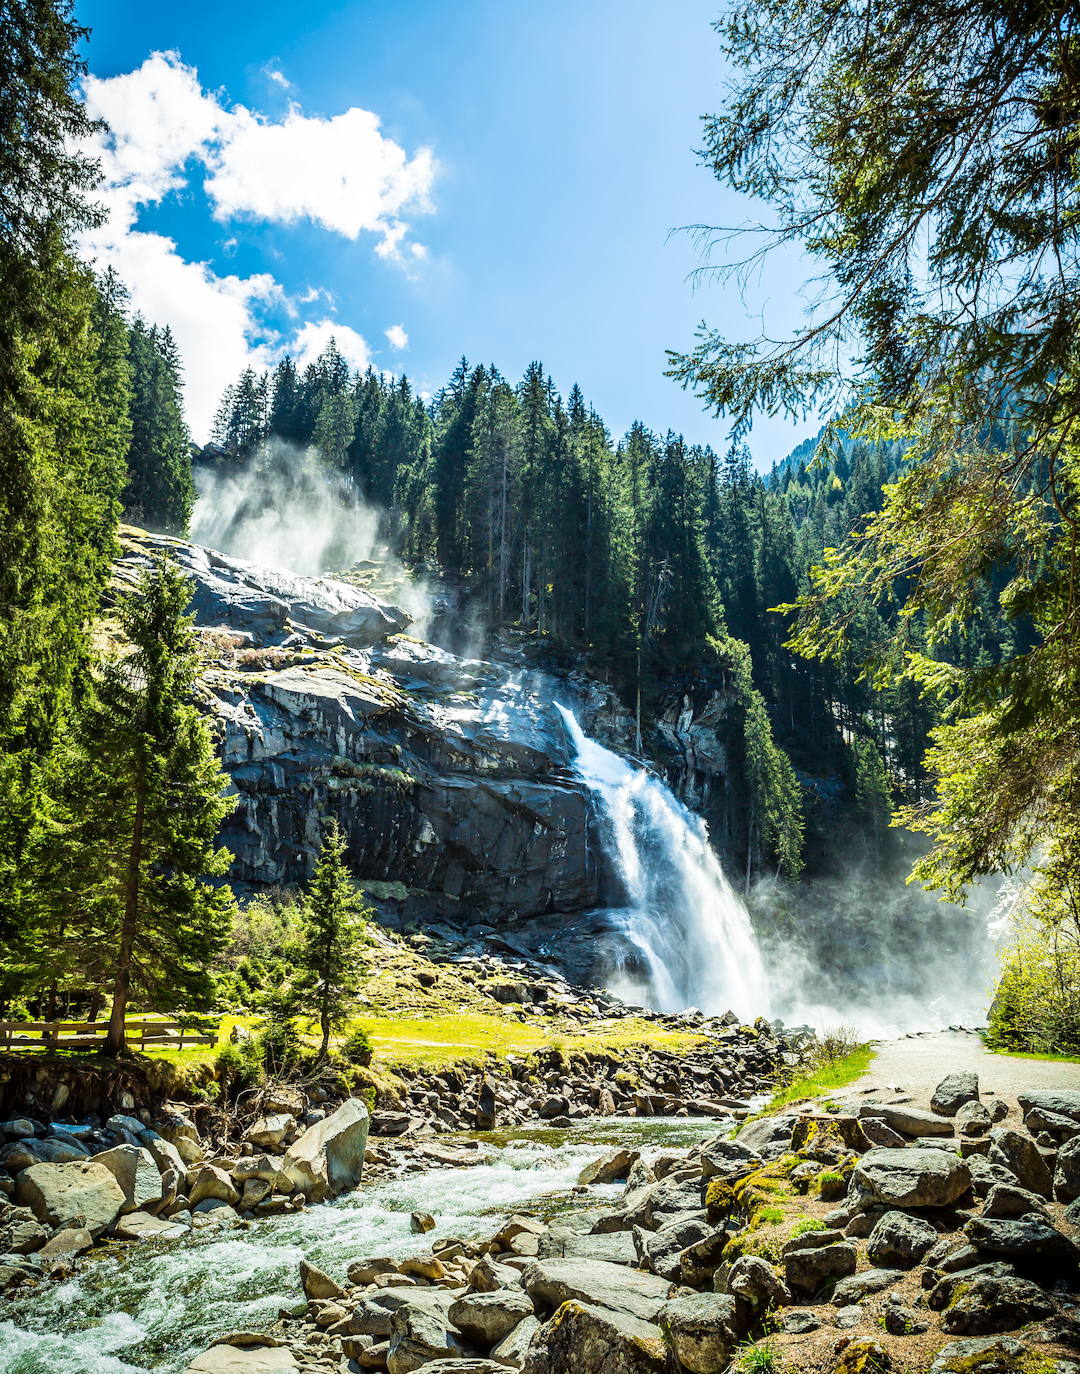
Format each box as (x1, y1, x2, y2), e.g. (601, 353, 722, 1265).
(988, 922, 1080, 1055)
(216, 1039, 264, 1093)
(340, 1027, 373, 1066)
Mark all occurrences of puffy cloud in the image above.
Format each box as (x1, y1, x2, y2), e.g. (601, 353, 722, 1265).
(385, 324, 409, 350)
(76, 52, 432, 438)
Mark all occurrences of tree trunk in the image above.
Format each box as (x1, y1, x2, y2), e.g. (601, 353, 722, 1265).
(106, 761, 146, 1055)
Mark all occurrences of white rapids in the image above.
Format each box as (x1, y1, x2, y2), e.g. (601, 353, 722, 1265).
(556, 703, 770, 1020)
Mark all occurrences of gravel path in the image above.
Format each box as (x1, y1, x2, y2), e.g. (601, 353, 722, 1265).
(840, 1029, 1080, 1121)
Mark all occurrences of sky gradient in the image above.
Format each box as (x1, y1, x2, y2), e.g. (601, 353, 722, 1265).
(75, 0, 816, 465)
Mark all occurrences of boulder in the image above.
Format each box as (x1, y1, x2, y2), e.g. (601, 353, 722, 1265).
(982, 1183, 1051, 1218)
(387, 1299, 475, 1373)
(300, 1258, 344, 1300)
(866, 1211, 939, 1268)
(1018, 1089, 1080, 1131)
(783, 1241, 857, 1296)
(449, 1290, 535, 1344)
(184, 1348, 297, 1374)
(283, 1097, 369, 1202)
(14, 1160, 124, 1237)
(964, 1214, 1080, 1270)
(931, 1072, 980, 1117)
(831, 1268, 904, 1304)
(0, 1208, 49, 1255)
(858, 1103, 954, 1138)
(521, 1258, 671, 1322)
(491, 1314, 540, 1368)
(677, 1229, 730, 1288)
(638, 1217, 713, 1282)
(246, 1114, 293, 1151)
(112, 1211, 188, 1241)
(735, 1115, 795, 1160)
(956, 1101, 993, 1137)
(834, 1341, 891, 1374)
(38, 1226, 93, 1259)
(522, 1300, 666, 1374)
(724, 1255, 791, 1312)
(931, 1336, 1077, 1374)
(940, 1275, 1056, 1335)
(698, 1140, 762, 1180)
(1054, 1134, 1080, 1201)
(859, 1118, 908, 1149)
(350, 1289, 455, 1339)
(578, 1150, 640, 1186)
(987, 1129, 1053, 1197)
(93, 1145, 164, 1215)
(187, 1164, 240, 1209)
(656, 1293, 741, 1374)
(848, 1147, 971, 1209)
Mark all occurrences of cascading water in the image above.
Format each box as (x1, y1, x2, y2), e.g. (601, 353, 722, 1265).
(555, 704, 770, 1020)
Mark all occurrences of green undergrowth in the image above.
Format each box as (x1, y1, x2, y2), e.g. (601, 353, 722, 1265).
(988, 1045, 1080, 1065)
(750, 1043, 874, 1118)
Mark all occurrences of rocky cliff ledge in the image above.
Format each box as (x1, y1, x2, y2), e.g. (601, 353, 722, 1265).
(114, 529, 602, 921)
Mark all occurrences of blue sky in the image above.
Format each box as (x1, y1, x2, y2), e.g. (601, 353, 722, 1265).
(76, 0, 816, 465)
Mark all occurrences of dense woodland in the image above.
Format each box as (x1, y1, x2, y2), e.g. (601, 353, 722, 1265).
(2, 0, 1078, 1055)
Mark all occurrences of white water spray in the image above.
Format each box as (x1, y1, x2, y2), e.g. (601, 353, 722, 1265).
(556, 704, 770, 1020)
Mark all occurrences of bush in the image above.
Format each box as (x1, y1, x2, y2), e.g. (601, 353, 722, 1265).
(988, 922, 1080, 1054)
(339, 1027, 373, 1066)
(216, 1039, 264, 1093)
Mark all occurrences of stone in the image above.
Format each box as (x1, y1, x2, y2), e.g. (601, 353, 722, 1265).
(698, 1140, 762, 1180)
(578, 1149, 640, 1185)
(956, 1101, 994, 1137)
(781, 1310, 820, 1334)
(410, 1211, 435, 1234)
(966, 1152, 1017, 1198)
(1018, 1089, 1080, 1130)
(467, 1254, 521, 1293)
(941, 1275, 1056, 1335)
(858, 1102, 954, 1137)
(143, 1133, 187, 1177)
(830, 1268, 904, 1304)
(522, 1300, 666, 1374)
(677, 1229, 730, 1287)
(93, 1145, 165, 1215)
(246, 1114, 293, 1151)
(859, 1118, 908, 1149)
(184, 1348, 297, 1374)
(791, 1114, 870, 1161)
(350, 1289, 455, 1339)
(348, 1255, 400, 1285)
(1054, 1134, 1080, 1201)
(931, 1072, 980, 1117)
(783, 1227, 845, 1255)
(406, 1363, 505, 1373)
(987, 1129, 1053, 1197)
(0, 1209, 49, 1255)
(448, 1289, 535, 1344)
(982, 1183, 1051, 1218)
(834, 1341, 891, 1374)
(521, 1258, 671, 1322)
(38, 1226, 93, 1259)
(113, 1211, 188, 1241)
(282, 1096, 369, 1202)
(638, 1217, 713, 1283)
(387, 1299, 474, 1373)
(866, 1211, 939, 1268)
(187, 1164, 240, 1209)
(931, 1336, 1076, 1374)
(964, 1214, 1080, 1270)
(848, 1147, 971, 1209)
(783, 1241, 858, 1296)
(725, 1254, 791, 1313)
(884, 1306, 929, 1336)
(735, 1115, 795, 1160)
(834, 1305, 864, 1329)
(300, 1258, 344, 1300)
(14, 1160, 125, 1237)
(491, 1314, 540, 1368)
(656, 1293, 741, 1374)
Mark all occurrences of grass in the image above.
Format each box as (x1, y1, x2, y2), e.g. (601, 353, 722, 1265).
(732, 1338, 784, 1373)
(987, 1044, 1080, 1064)
(751, 1042, 875, 1118)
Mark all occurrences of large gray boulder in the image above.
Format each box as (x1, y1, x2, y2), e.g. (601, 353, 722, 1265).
(931, 1072, 980, 1117)
(987, 1128, 1053, 1197)
(448, 1290, 535, 1345)
(1056, 1135, 1080, 1201)
(1018, 1089, 1080, 1133)
(656, 1293, 742, 1374)
(14, 1160, 125, 1237)
(940, 1274, 1056, 1335)
(858, 1102, 954, 1137)
(848, 1147, 971, 1209)
(93, 1145, 164, 1215)
(931, 1336, 1079, 1374)
(386, 1299, 476, 1373)
(783, 1241, 858, 1296)
(866, 1210, 939, 1268)
(283, 1097, 368, 1202)
(184, 1348, 297, 1374)
(522, 1300, 666, 1374)
(964, 1214, 1080, 1270)
(491, 1314, 541, 1368)
(521, 1258, 671, 1322)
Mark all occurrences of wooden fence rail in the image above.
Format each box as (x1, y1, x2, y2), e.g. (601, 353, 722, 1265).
(0, 1019, 218, 1051)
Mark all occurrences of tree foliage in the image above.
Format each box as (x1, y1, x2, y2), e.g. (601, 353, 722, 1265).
(298, 821, 369, 1058)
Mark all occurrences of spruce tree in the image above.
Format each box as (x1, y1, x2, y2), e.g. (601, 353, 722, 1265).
(298, 821, 368, 1058)
(40, 554, 236, 1053)
(124, 320, 195, 534)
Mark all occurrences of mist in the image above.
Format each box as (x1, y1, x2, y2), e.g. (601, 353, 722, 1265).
(750, 841, 1013, 1037)
(190, 440, 433, 636)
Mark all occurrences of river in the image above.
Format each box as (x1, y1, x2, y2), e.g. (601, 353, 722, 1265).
(0, 1118, 726, 1374)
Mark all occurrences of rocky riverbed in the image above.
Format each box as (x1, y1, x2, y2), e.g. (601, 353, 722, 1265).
(172, 1074, 1080, 1374)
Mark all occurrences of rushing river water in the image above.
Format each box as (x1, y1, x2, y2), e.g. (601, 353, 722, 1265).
(0, 1118, 724, 1374)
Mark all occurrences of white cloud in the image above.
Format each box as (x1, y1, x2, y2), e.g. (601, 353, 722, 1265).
(385, 324, 409, 350)
(77, 52, 435, 439)
(265, 65, 292, 92)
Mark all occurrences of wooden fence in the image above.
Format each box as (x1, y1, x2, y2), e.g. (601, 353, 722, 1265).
(0, 1019, 218, 1051)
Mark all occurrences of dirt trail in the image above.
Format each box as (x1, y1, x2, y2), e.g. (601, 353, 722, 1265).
(839, 1029, 1080, 1120)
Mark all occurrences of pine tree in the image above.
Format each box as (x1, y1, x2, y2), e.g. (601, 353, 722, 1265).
(38, 555, 236, 1053)
(298, 821, 368, 1058)
(124, 319, 195, 534)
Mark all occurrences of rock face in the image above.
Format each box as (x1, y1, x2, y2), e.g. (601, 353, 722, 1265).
(117, 531, 604, 919)
(282, 1097, 369, 1202)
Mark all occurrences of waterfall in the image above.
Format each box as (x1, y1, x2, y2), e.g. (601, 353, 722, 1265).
(556, 703, 770, 1020)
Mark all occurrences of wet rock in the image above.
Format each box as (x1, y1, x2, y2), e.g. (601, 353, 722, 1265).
(410, 1211, 435, 1234)
(0, 1207, 49, 1254)
(656, 1293, 741, 1374)
(964, 1214, 1080, 1270)
(39, 1226, 93, 1259)
(522, 1299, 667, 1374)
(783, 1241, 858, 1296)
(578, 1150, 640, 1186)
(931, 1072, 980, 1117)
(848, 1147, 971, 1209)
(987, 1128, 1053, 1197)
(112, 1211, 188, 1241)
(300, 1258, 344, 1300)
(14, 1160, 125, 1237)
(940, 1274, 1056, 1335)
(866, 1211, 939, 1268)
(448, 1290, 535, 1344)
(282, 1096, 369, 1202)
(522, 1258, 671, 1322)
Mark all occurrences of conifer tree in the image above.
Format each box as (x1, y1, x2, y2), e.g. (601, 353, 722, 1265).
(298, 821, 368, 1058)
(40, 555, 236, 1053)
(124, 320, 195, 534)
